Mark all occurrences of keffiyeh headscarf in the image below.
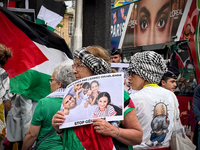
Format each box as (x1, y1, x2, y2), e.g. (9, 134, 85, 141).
(127, 51, 167, 84)
(74, 47, 111, 75)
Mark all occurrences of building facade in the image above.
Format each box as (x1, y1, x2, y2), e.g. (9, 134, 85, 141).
(54, 7, 74, 49)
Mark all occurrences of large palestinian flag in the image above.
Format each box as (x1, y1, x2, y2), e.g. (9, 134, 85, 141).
(35, 0, 66, 31)
(0, 6, 73, 101)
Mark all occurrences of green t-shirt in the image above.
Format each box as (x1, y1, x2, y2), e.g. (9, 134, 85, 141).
(31, 97, 63, 150)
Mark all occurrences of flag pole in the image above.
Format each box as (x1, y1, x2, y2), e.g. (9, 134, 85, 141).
(25, 0, 29, 9)
(71, 0, 82, 52)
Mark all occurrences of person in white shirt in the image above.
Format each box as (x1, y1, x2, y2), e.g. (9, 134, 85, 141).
(127, 51, 180, 150)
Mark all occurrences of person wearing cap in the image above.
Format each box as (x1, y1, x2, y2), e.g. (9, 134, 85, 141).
(127, 51, 180, 150)
(160, 66, 179, 92)
(110, 47, 122, 63)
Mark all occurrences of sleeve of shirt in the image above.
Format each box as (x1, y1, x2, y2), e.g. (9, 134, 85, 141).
(31, 99, 45, 126)
(108, 105, 117, 116)
(82, 93, 89, 101)
(124, 90, 135, 116)
(192, 85, 200, 122)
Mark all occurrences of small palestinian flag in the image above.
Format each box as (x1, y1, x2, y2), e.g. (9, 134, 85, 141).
(124, 90, 135, 116)
(0, 6, 73, 101)
(35, 0, 66, 31)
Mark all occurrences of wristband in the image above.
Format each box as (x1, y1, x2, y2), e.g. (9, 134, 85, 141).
(116, 127, 120, 138)
(56, 130, 64, 136)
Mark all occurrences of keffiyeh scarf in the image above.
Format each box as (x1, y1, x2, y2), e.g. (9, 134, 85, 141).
(74, 47, 111, 75)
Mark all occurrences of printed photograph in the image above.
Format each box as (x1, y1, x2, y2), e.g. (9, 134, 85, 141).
(59, 73, 124, 129)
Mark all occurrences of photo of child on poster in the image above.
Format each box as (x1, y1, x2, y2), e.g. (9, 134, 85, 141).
(59, 73, 124, 129)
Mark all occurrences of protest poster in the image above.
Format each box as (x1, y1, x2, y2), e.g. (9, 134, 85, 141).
(59, 72, 124, 129)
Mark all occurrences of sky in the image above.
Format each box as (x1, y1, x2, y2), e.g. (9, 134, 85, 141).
(65, 1, 72, 7)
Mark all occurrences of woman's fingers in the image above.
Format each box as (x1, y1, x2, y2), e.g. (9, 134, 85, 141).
(52, 111, 65, 125)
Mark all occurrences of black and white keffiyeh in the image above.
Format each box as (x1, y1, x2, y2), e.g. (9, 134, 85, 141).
(127, 51, 167, 84)
(0, 68, 12, 101)
(74, 47, 111, 75)
(46, 88, 65, 98)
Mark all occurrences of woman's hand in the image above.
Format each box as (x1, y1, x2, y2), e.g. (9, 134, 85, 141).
(52, 111, 65, 132)
(92, 118, 119, 138)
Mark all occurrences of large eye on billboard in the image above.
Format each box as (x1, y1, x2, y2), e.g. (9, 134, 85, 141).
(111, 0, 193, 50)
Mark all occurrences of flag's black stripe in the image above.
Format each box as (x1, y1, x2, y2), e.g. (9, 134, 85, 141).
(124, 98, 130, 108)
(0, 6, 73, 59)
(43, 0, 66, 17)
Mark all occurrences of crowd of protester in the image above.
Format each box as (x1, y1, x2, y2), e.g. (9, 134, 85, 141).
(1, 43, 199, 150)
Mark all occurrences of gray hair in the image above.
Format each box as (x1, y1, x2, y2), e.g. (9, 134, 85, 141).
(54, 60, 75, 88)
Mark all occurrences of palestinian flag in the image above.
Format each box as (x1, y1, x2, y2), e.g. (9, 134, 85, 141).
(0, 6, 73, 101)
(35, 0, 66, 31)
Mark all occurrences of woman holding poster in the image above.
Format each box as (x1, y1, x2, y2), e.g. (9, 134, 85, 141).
(52, 46, 143, 150)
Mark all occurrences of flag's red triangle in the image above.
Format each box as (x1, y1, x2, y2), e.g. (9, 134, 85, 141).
(0, 11, 48, 78)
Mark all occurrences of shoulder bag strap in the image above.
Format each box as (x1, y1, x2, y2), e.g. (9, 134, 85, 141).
(34, 129, 55, 149)
(170, 93, 179, 132)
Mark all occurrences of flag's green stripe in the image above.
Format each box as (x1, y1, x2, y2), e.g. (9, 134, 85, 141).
(10, 69, 51, 101)
(35, 18, 55, 31)
(35, 18, 45, 25)
(63, 128, 85, 150)
(47, 25, 55, 31)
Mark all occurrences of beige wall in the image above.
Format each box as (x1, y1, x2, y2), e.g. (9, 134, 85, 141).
(54, 13, 73, 48)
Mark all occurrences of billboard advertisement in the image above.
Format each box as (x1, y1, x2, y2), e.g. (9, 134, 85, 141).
(111, 0, 193, 50)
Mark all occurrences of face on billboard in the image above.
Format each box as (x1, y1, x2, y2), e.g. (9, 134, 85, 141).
(135, 0, 173, 46)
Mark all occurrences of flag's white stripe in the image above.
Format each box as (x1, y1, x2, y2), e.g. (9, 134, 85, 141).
(124, 106, 129, 113)
(37, 5, 63, 29)
(32, 42, 73, 75)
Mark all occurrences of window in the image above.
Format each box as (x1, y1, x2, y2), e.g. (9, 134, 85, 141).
(72, 0, 75, 7)
(68, 17, 73, 36)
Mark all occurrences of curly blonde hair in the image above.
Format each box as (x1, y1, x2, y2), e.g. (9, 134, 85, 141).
(0, 44, 12, 66)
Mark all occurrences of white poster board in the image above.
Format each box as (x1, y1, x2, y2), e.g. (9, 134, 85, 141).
(59, 72, 124, 129)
